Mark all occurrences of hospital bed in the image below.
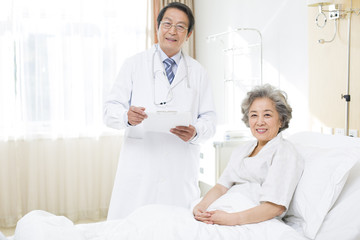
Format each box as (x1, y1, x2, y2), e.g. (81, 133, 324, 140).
(3, 131, 360, 240)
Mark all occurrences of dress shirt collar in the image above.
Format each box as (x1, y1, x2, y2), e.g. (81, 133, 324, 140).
(156, 44, 181, 66)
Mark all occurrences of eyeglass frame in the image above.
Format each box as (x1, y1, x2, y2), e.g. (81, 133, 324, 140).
(160, 21, 188, 33)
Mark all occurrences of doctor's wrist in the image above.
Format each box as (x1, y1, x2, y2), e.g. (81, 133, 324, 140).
(189, 128, 198, 143)
(191, 132, 197, 140)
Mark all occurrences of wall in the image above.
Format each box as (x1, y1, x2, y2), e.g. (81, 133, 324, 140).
(308, 0, 360, 136)
(194, 0, 309, 136)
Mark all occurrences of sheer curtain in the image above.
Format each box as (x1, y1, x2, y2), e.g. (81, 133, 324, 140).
(0, 0, 148, 227)
(1, 0, 148, 139)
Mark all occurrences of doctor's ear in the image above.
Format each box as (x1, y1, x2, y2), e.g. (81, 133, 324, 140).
(186, 31, 193, 40)
(156, 28, 160, 37)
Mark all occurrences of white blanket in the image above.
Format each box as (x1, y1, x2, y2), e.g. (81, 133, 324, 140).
(13, 184, 307, 240)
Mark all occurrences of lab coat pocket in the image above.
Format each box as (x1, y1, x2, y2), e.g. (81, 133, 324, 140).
(177, 88, 197, 114)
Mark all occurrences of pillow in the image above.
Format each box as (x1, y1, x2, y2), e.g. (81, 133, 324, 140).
(283, 145, 358, 239)
(0, 231, 7, 240)
(315, 186, 360, 240)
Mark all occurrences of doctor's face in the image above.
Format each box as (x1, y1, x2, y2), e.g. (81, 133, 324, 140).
(157, 8, 192, 58)
(248, 97, 282, 147)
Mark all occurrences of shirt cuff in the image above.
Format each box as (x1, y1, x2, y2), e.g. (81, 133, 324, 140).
(124, 111, 131, 127)
(189, 127, 199, 143)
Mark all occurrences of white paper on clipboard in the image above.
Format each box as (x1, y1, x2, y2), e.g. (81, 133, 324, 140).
(143, 111, 191, 133)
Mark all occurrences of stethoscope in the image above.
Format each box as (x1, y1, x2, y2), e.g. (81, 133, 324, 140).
(152, 45, 190, 106)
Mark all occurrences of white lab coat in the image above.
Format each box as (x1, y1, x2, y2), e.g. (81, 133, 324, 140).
(104, 45, 217, 219)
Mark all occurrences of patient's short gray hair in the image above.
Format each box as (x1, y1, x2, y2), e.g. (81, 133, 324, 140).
(241, 84, 292, 133)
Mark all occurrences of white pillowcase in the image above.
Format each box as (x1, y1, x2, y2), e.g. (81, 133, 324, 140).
(0, 231, 7, 240)
(284, 145, 358, 239)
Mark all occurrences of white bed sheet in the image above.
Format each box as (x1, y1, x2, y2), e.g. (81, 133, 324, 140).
(7, 132, 360, 240)
(76, 205, 306, 240)
(11, 184, 307, 240)
(11, 208, 306, 240)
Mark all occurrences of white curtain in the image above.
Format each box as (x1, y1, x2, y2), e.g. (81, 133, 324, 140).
(0, 0, 148, 227)
(0, 0, 148, 139)
(0, 134, 122, 227)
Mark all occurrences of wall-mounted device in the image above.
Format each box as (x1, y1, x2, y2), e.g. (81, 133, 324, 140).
(308, 0, 360, 136)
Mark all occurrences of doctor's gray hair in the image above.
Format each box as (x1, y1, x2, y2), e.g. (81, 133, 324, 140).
(157, 2, 195, 34)
(241, 84, 292, 133)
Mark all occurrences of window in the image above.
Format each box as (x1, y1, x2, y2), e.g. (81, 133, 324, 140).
(0, 0, 148, 139)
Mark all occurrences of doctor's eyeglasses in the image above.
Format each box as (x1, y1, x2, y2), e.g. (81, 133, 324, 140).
(160, 21, 188, 33)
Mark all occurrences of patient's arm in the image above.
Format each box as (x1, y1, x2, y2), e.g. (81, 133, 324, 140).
(196, 201, 285, 226)
(193, 184, 228, 222)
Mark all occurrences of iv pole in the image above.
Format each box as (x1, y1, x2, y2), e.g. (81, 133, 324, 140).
(313, 1, 360, 136)
(206, 28, 263, 85)
(341, 1, 352, 136)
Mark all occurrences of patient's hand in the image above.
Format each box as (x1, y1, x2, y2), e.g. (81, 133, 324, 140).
(193, 211, 212, 224)
(195, 210, 238, 226)
(193, 204, 210, 218)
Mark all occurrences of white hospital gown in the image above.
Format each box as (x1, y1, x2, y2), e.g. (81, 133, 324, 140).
(218, 133, 304, 212)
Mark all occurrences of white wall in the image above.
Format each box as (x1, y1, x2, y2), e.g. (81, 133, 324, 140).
(194, 0, 309, 135)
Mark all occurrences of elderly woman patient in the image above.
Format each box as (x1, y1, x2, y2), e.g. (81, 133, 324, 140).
(13, 84, 304, 240)
(193, 83, 304, 226)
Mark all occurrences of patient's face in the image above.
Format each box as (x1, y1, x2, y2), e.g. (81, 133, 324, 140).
(248, 97, 281, 147)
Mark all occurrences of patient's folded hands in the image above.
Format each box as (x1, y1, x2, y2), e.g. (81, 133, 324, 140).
(193, 209, 212, 224)
(193, 203, 207, 217)
(194, 209, 238, 226)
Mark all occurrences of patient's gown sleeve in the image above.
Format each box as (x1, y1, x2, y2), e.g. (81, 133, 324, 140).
(259, 140, 304, 210)
(217, 141, 256, 189)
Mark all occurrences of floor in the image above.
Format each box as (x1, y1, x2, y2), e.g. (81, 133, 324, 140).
(0, 218, 106, 237)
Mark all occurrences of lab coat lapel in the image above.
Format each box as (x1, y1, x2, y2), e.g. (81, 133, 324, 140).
(151, 46, 171, 105)
(152, 48, 169, 86)
(152, 47, 166, 79)
(171, 54, 187, 88)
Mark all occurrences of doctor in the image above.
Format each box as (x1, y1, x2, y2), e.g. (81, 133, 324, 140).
(104, 2, 216, 219)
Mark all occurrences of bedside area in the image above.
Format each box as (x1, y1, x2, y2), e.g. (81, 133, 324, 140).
(199, 138, 249, 196)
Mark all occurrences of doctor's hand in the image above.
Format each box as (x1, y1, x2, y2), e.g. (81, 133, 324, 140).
(170, 125, 196, 142)
(127, 106, 148, 126)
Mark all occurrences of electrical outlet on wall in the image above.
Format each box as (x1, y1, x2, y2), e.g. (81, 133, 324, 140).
(322, 126, 333, 135)
(349, 129, 358, 137)
(334, 128, 345, 136)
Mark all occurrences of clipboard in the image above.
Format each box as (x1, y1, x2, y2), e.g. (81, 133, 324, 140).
(143, 111, 191, 133)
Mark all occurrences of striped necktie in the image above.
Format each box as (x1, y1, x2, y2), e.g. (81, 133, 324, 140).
(163, 58, 176, 84)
